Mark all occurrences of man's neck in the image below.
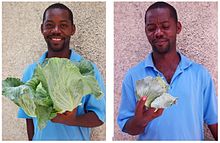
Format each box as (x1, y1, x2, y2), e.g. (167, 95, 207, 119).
(152, 51, 180, 67)
(152, 51, 180, 83)
(47, 49, 71, 59)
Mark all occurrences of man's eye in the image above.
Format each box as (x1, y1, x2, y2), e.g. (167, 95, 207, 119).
(162, 25, 169, 30)
(60, 24, 68, 28)
(147, 27, 156, 32)
(45, 23, 54, 28)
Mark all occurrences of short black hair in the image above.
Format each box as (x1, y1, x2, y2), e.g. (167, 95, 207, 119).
(145, 2, 178, 24)
(42, 3, 74, 25)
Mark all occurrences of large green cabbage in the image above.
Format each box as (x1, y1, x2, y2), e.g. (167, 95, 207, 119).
(136, 76, 177, 110)
(2, 58, 103, 130)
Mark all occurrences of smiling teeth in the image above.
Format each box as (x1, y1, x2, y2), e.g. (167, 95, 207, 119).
(52, 38, 62, 41)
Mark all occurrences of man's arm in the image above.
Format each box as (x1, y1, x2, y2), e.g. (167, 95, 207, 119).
(123, 96, 163, 135)
(208, 123, 218, 140)
(26, 119, 34, 141)
(51, 108, 103, 127)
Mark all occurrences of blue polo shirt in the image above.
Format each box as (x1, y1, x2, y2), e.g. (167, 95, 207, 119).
(117, 52, 218, 140)
(17, 49, 106, 141)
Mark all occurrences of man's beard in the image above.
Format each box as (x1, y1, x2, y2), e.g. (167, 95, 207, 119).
(152, 41, 171, 54)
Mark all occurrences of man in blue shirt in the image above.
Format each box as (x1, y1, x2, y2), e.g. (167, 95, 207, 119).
(117, 2, 218, 140)
(17, 3, 105, 140)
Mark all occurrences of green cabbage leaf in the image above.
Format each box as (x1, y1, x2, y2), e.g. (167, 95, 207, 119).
(136, 76, 177, 109)
(2, 58, 103, 130)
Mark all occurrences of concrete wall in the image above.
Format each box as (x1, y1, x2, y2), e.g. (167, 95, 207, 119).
(2, 2, 106, 140)
(114, 2, 217, 140)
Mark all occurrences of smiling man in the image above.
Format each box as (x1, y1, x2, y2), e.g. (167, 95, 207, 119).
(117, 2, 218, 140)
(17, 3, 106, 141)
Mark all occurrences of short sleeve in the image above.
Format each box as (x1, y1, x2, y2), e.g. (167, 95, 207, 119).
(203, 72, 218, 125)
(84, 64, 106, 122)
(17, 108, 32, 119)
(117, 71, 137, 132)
(21, 64, 36, 83)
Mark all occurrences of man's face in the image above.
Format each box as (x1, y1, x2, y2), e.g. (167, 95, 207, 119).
(145, 8, 181, 54)
(41, 8, 75, 52)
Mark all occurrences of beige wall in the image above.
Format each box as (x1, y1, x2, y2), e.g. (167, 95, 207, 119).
(114, 2, 217, 140)
(2, 2, 106, 140)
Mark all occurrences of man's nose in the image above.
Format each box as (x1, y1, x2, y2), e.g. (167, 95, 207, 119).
(155, 28, 163, 38)
(52, 25, 61, 33)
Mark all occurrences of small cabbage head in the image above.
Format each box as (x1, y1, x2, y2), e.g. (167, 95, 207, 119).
(136, 76, 177, 109)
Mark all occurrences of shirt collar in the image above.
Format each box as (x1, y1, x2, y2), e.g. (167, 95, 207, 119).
(144, 52, 154, 68)
(144, 52, 192, 71)
(37, 48, 81, 64)
(178, 53, 193, 71)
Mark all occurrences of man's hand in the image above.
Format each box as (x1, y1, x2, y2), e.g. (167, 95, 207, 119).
(51, 107, 103, 127)
(51, 108, 77, 125)
(134, 96, 163, 127)
(124, 96, 164, 135)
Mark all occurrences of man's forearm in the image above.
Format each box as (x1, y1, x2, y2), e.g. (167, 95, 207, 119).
(208, 123, 218, 140)
(26, 119, 34, 141)
(63, 111, 103, 127)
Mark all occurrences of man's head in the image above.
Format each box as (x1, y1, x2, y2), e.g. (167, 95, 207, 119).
(41, 3, 75, 53)
(43, 3, 74, 25)
(145, 2, 182, 54)
(145, 2, 178, 24)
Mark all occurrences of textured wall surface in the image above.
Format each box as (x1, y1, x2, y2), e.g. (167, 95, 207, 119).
(2, 2, 106, 141)
(114, 2, 217, 140)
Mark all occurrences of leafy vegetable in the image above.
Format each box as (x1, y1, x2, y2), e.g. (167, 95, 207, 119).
(136, 76, 177, 110)
(151, 93, 177, 109)
(2, 78, 36, 117)
(2, 58, 103, 130)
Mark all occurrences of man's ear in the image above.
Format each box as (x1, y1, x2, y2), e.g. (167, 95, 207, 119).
(41, 24, 43, 34)
(176, 21, 182, 34)
(145, 26, 148, 37)
(71, 24, 76, 35)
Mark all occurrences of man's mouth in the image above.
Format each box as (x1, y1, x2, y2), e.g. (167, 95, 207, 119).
(153, 39, 169, 46)
(154, 39, 168, 44)
(49, 36, 64, 43)
(51, 37, 62, 42)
